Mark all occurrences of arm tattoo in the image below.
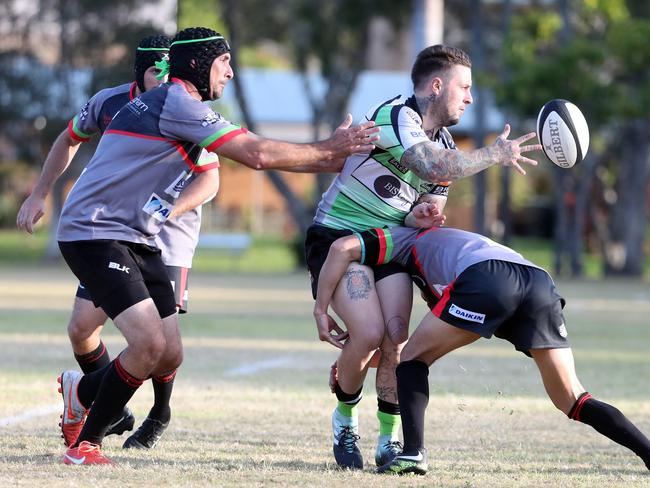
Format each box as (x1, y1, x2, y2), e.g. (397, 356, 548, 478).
(403, 141, 496, 182)
(344, 269, 372, 300)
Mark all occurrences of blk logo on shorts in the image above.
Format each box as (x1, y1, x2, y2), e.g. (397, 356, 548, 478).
(108, 261, 130, 274)
(448, 303, 485, 324)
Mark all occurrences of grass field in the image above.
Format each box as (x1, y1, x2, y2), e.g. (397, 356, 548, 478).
(1, 267, 650, 487)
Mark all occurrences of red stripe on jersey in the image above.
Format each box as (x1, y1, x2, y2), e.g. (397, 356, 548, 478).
(571, 392, 593, 422)
(416, 226, 441, 239)
(128, 82, 137, 100)
(172, 141, 194, 168)
(411, 246, 439, 300)
(432, 280, 455, 317)
(105, 129, 167, 141)
(67, 120, 91, 142)
(375, 228, 387, 264)
(205, 127, 248, 153)
(171, 77, 190, 92)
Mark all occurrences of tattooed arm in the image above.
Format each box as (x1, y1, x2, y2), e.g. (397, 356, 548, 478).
(402, 124, 542, 182)
(313, 235, 363, 349)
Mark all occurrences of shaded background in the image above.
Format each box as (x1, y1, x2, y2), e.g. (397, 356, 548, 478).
(1, 0, 649, 278)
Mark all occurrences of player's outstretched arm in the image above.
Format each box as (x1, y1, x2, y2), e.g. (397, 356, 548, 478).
(16, 130, 82, 234)
(169, 168, 220, 219)
(313, 235, 363, 349)
(405, 202, 445, 229)
(215, 114, 379, 173)
(401, 124, 542, 182)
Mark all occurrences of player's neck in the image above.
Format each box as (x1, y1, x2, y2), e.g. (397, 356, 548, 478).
(415, 91, 443, 136)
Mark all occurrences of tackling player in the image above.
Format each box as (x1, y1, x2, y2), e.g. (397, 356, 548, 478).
(314, 202, 650, 475)
(306, 45, 541, 469)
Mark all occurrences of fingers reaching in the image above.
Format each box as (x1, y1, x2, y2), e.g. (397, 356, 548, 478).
(337, 113, 353, 130)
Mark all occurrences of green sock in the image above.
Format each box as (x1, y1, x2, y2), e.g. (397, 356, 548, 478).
(377, 410, 400, 438)
(337, 401, 358, 418)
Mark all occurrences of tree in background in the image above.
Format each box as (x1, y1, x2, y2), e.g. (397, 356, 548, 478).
(495, 0, 650, 277)
(184, 0, 412, 240)
(0, 0, 170, 256)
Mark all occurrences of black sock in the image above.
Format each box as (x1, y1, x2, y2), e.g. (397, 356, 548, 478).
(76, 363, 112, 408)
(396, 360, 429, 454)
(75, 357, 143, 446)
(149, 370, 176, 423)
(74, 341, 111, 374)
(569, 392, 650, 468)
(334, 383, 363, 406)
(378, 398, 400, 415)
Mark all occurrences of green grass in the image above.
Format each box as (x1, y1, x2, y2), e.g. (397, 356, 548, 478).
(1, 228, 649, 278)
(1, 269, 650, 486)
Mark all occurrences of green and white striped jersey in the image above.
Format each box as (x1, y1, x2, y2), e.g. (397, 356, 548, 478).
(314, 95, 455, 231)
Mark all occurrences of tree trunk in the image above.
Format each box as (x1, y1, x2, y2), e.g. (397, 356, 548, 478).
(603, 119, 650, 276)
(223, 1, 314, 235)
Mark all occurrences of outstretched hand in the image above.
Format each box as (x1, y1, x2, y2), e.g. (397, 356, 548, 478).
(329, 114, 380, 159)
(314, 311, 349, 349)
(16, 195, 46, 234)
(492, 124, 542, 175)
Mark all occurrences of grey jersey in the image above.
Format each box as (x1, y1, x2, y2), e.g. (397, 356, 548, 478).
(155, 151, 219, 267)
(356, 226, 541, 290)
(57, 80, 243, 246)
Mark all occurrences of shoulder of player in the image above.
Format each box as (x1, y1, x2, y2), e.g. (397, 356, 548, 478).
(91, 82, 134, 103)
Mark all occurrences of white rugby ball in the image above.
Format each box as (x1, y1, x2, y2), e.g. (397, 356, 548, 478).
(536, 99, 589, 168)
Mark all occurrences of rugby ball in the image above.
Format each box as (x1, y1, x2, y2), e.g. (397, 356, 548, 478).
(536, 99, 589, 168)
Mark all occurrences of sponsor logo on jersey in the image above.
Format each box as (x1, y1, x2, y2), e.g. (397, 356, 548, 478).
(404, 107, 421, 125)
(143, 193, 173, 222)
(430, 184, 450, 197)
(108, 261, 130, 274)
(411, 130, 426, 138)
(164, 171, 191, 198)
(374, 174, 407, 203)
(127, 97, 149, 116)
(448, 303, 485, 324)
(558, 322, 568, 338)
(79, 102, 90, 121)
(388, 157, 409, 174)
(201, 111, 222, 127)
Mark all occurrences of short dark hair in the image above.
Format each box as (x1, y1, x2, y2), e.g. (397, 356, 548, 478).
(411, 45, 472, 90)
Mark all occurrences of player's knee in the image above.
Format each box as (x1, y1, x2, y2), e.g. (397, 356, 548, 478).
(385, 316, 409, 345)
(163, 340, 184, 370)
(135, 335, 167, 370)
(360, 327, 384, 352)
(67, 316, 94, 345)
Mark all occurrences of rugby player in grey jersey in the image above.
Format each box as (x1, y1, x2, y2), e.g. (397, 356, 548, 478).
(307, 45, 541, 469)
(17, 35, 183, 448)
(315, 202, 650, 475)
(54, 26, 379, 466)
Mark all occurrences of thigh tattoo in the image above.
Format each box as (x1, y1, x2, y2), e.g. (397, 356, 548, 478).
(344, 269, 372, 300)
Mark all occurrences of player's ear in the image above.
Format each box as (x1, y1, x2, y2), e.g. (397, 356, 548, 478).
(430, 76, 443, 96)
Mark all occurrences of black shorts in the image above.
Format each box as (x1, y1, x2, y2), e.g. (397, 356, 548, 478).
(60, 240, 177, 320)
(431, 260, 570, 356)
(305, 224, 406, 299)
(76, 265, 190, 314)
